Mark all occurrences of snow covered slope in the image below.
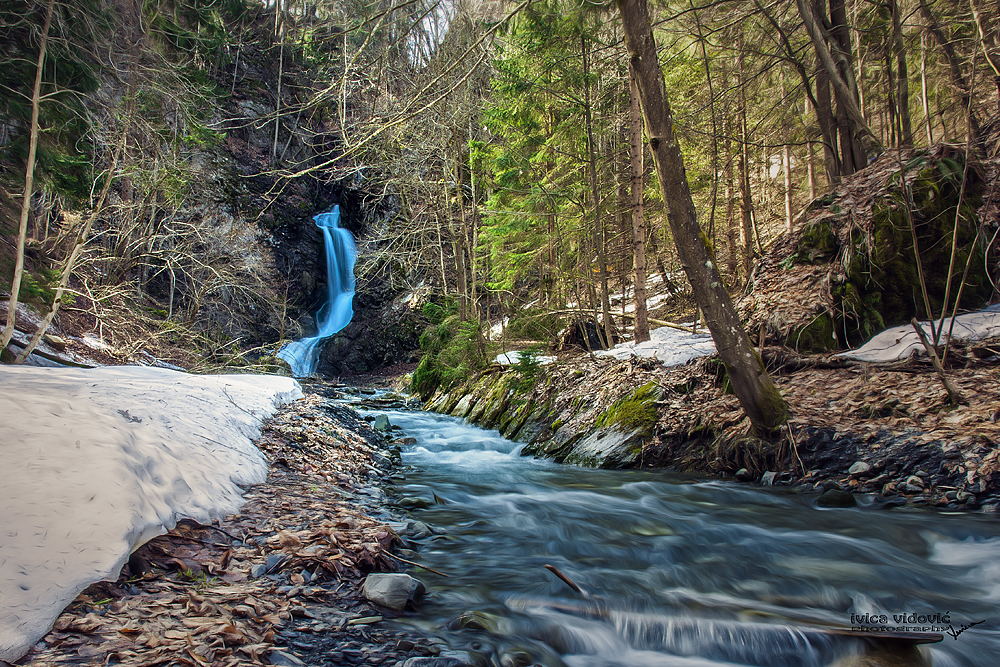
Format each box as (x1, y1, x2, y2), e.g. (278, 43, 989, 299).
(0, 366, 301, 662)
(836, 305, 1000, 362)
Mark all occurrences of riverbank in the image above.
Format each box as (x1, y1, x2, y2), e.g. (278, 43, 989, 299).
(423, 338, 1000, 512)
(16, 385, 452, 667)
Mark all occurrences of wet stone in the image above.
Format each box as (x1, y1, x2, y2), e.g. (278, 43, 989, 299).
(735, 468, 753, 482)
(268, 649, 307, 666)
(816, 488, 857, 507)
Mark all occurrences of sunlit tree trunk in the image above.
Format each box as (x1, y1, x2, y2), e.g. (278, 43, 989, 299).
(616, 0, 789, 434)
(628, 63, 649, 343)
(2, 0, 55, 357)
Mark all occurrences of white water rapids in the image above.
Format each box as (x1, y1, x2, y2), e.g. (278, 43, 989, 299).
(374, 409, 1000, 667)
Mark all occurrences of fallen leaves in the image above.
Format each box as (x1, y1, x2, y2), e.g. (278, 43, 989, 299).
(21, 393, 420, 667)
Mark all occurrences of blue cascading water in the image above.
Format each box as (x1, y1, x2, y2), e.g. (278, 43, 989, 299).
(277, 206, 357, 376)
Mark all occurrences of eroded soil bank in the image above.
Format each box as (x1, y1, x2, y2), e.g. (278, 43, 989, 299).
(424, 341, 1000, 512)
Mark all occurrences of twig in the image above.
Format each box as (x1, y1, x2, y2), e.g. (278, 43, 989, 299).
(544, 564, 589, 598)
(786, 422, 805, 475)
(381, 550, 449, 578)
(910, 318, 965, 404)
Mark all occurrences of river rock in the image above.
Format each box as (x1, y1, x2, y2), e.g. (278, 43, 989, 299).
(43, 334, 67, 351)
(847, 461, 871, 476)
(904, 474, 924, 488)
(401, 658, 468, 667)
(372, 414, 392, 432)
(735, 468, 753, 482)
(362, 573, 426, 610)
(816, 488, 857, 507)
(407, 521, 433, 539)
(760, 471, 778, 486)
(268, 649, 306, 666)
(561, 425, 645, 468)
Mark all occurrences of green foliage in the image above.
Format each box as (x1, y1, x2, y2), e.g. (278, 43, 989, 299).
(505, 308, 564, 341)
(17, 268, 61, 305)
(412, 316, 495, 400)
(421, 300, 457, 325)
(509, 345, 544, 392)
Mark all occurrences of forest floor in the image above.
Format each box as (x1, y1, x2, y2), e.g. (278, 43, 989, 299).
(16, 389, 452, 667)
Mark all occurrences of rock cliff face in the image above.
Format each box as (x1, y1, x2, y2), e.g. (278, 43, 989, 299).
(0, 1, 429, 374)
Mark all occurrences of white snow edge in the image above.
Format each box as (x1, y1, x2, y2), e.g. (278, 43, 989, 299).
(596, 323, 716, 367)
(0, 366, 302, 662)
(834, 305, 1000, 362)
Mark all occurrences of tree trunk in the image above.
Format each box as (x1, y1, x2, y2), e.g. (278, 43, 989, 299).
(797, 0, 879, 164)
(969, 0, 1000, 112)
(921, 32, 934, 144)
(616, 0, 789, 433)
(582, 35, 614, 347)
(628, 63, 650, 343)
(2, 0, 55, 357)
(814, 56, 842, 185)
(891, 0, 914, 147)
(918, 0, 982, 137)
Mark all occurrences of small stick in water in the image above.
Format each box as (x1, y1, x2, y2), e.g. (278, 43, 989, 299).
(544, 564, 589, 598)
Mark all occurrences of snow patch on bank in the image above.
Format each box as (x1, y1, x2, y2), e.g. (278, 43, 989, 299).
(835, 305, 1000, 363)
(0, 366, 301, 662)
(597, 324, 716, 367)
(495, 351, 556, 365)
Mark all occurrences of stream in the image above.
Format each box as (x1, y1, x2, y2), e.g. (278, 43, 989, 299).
(375, 409, 1000, 667)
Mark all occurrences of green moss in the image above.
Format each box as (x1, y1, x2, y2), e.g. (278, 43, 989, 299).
(595, 382, 660, 435)
(793, 220, 839, 265)
(785, 313, 836, 353)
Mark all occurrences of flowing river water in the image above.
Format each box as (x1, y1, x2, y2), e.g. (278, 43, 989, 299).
(372, 409, 1000, 667)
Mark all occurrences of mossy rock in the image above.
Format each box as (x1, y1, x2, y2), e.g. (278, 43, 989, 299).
(794, 220, 839, 265)
(793, 152, 993, 351)
(785, 313, 837, 353)
(594, 382, 661, 437)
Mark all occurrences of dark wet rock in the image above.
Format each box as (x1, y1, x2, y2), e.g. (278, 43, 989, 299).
(266, 553, 288, 573)
(268, 649, 307, 666)
(401, 658, 469, 667)
(735, 468, 753, 482)
(500, 650, 533, 667)
(250, 563, 267, 578)
(816, 488, 857, 507)
(362, 573, 426, 610)
(876, 496, 907, 509)
(448, 610, 509, 634)
(407, 521, 433, 540)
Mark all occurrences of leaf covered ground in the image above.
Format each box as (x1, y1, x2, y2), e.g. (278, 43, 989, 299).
(18, 394, 444, 667)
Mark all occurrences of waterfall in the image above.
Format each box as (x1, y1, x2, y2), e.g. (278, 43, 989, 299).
(277, 206, 357, 376)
